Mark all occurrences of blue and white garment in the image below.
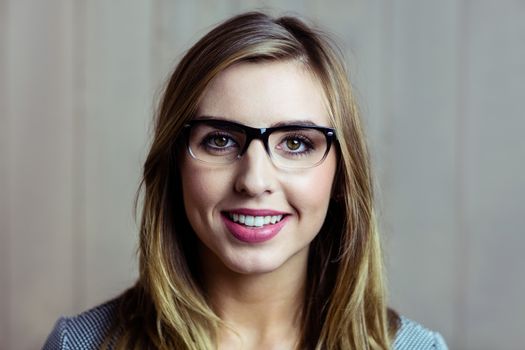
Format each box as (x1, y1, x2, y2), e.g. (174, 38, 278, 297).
(43, 299, 448, 349)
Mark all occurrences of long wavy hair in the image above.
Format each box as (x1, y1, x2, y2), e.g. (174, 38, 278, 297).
(103, 11, 399, 350)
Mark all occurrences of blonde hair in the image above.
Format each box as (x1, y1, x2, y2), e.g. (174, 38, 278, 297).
(104, 11, 399, 350)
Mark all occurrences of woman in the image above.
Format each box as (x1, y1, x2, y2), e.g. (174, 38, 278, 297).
(44, 12, 447, 350)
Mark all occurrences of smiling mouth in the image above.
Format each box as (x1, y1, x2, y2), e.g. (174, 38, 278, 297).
(226, 213, 285, 227)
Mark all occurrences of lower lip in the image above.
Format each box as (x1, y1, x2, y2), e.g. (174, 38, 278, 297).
(221, 214, 289, 243)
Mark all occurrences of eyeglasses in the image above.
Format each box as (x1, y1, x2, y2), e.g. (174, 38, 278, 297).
(183, 119, 337, 169)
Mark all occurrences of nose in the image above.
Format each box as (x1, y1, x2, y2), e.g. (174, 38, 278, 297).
(234, 140, 277, 197)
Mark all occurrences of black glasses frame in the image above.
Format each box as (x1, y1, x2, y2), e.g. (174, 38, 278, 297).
(183, 118, 337, 167)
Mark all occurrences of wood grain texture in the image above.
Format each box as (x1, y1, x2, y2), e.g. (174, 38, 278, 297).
(463, 1, 525, 349)
(0, 0, 10, 347)
(5, 1, 76, 348)
(81, 0, 151, 309)
(71, 0, 88, 314)
(381, 1, 460, 344)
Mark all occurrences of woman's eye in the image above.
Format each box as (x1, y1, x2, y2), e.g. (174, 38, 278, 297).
(279, 136, 313, 154)
(202, 133, 237, 150)
(286, 138, 302, 151)
(211, 136, 229, 147)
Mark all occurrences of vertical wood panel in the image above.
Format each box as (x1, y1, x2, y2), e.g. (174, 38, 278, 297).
(6, 1, 76, 348)
(152, 0, 239, 87)
(382, 0, 460, 345)
(82, 0, 152, 309)
(71, 0, 87, 312)
(229, 0, 306, 16)
(464, 1, 525, 349)
(0, 0, 10, 347)
(455, 1, 470, 347)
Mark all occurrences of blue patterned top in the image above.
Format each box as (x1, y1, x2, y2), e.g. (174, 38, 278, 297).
(42, 299, 448, 349)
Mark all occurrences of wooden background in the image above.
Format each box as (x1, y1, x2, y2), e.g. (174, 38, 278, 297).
(1, 1, 524, 349)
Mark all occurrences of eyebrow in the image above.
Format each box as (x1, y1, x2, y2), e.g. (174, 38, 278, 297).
(193, 115, 320, 128)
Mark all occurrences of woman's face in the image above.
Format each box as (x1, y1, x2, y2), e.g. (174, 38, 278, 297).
(180, 60, 337, 275)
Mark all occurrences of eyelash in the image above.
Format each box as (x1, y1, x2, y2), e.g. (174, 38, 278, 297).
(278, 134, 315, 155)
(201, 132, 239, 150)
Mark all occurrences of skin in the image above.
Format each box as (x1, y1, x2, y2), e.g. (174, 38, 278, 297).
(180, 60, 337, 349)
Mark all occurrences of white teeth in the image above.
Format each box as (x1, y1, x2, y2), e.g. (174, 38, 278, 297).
(254, 216, 264, 227)
(228, 213, 284, 227)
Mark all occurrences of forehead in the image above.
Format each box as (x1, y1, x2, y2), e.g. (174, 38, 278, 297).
(196, 60, 331, 127)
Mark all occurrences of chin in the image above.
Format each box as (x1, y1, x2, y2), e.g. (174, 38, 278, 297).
(221, 245, 308, 276)
(223, 254, 286, 275)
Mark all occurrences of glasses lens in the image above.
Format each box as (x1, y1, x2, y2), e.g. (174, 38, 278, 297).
(268, 128, 328, 168)
(187, 122, 246, 163)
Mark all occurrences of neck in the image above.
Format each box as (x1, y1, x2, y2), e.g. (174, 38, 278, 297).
(200, 248, 308, 349)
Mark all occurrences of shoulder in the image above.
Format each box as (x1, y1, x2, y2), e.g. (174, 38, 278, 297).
(42, 298, 119, 350)
(393, 316, 448, 350)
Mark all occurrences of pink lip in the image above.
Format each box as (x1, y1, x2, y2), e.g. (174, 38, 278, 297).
(224, 208, 289, 216)
(221, 212, 290, 243)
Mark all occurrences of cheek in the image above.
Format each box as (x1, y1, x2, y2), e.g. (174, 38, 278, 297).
(284, 153, 337, 219)
(180, 159, 230, 222)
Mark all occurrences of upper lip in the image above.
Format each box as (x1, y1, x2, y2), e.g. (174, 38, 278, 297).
(222, 208, 289, 216)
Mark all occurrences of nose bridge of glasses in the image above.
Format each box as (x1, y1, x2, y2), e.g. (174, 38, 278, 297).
(239, 126, 271, 156)
(237, 139, 277, 178)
